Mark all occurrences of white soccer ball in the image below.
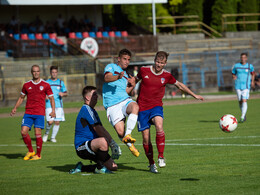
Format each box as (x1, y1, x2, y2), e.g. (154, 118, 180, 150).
(219, 114, 238, 133)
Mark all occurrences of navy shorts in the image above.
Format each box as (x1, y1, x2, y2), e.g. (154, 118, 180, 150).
(137, 106, 164, 132)
(22, 114, 45, 129)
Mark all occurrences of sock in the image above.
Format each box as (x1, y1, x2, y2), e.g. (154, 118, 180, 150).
(156, 131, 165, 159)
(241, 102, 248, 119)
(45, 123, 52, 135)
(35, 134, 43, 157)
(82, 164, 97, 173)
(125, 114, 138, 136)
(22, 133, 34, 152)
(143, 143, 154, 165)
(239, 102, 242, 111)
(51, 125, 60, 139)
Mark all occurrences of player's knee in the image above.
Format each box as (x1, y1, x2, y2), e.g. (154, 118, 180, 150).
(99, 137, 109, 151)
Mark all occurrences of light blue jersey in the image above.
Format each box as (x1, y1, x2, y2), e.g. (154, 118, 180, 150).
(102, 63, 130, 109)
(45, 79, 67, 108)
(232, 63, 254, 90)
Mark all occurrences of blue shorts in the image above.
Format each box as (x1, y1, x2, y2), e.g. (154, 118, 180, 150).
(137, 106, 164, 132)
(22, 114, 45, 130)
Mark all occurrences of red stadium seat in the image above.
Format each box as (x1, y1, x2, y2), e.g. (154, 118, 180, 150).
(96, 31, 103, 38)
(82, 32, 89, 38)
(121, 31, 128, 37)
(56, 38, 65, 45)
(108, 31, 115, 37)
(35, 33, 43, 40)
(49, 33, 57, 39)
(21, 33, 28, 40)
(69, 32, 76, 38)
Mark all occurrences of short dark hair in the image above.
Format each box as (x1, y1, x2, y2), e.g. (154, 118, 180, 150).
(82, 86, 97, 99)
(240, 53, 248, 57)
(118, 48, 131, 57)
(50, 66, 58, 71)
(31, 64, 40, 72)
(154, 51, 169, 62)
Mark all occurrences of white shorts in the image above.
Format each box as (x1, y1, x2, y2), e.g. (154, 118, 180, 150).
(45, 107, 65, 122)
(236, 89, 250, 101)
(106, 98, 135, 126)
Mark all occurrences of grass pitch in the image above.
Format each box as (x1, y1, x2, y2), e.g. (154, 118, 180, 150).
(0, 99, 259, 195)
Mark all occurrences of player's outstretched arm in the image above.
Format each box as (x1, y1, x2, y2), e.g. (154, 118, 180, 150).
(126, 75, 136, 94)
(10, 94, 25, 116)
(49, 96, 56, 118)
(175, 81, 204, 101)
(104, 72, 124, 82)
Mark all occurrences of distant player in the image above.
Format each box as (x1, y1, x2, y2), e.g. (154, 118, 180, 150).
(10, 65, 55, 160)
(102, 48, 140, 157)
(70, 86, 119, 174)
(232, 53, 255, 122)
(136, 51, 204, 173)
(43, 66, 67, 143)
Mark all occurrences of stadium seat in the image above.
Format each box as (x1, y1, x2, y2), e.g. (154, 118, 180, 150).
(56, 38, 65, 45)
(89, 32, 96, 38)
(102, 31, 109, 37)
(68, 32, 76, 38)
(82, 32, 89, 38)
(35, 33, 43, 40)
(21, 34, 28, 40)
(96, 31, 102, 38)
(115, 31, 122, 37)
(121, 31, 128, 37)
(28, 33, 36, 40)
(50, 38, 57, 45)
(13, 34, 20, 40)
(42, 33, 49, 39)
(49, 33, 57, 39)
(75, 32, 83, 39)
(108, 31, 115, 37)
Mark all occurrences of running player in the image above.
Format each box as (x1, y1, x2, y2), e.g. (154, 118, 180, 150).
(70, 86, 119, 174)
(136, 51, 204, 173)
(232, 53, 255, 122)
(10, 65, 55, 160)
(102, 48, 140, 157)
(43, 66, 67, 143)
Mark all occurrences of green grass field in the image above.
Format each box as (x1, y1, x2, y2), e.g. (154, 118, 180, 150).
(0, 99, 259, 195)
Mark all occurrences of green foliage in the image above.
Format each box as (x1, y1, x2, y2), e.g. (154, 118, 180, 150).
(238, 0, 259, 31)
(179, 0, 204, 19)
(155, 4, 175, 32)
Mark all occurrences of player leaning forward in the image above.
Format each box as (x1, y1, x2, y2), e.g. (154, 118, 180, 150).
(102, 49, 139, 157)
(136, 51, 204, 173)
(10, 65, 55, 160)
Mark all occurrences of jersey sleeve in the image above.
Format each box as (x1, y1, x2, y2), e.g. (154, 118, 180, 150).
(61, 81, 67, 93)
(250, 64, 255, 73)
(21, 83, 27, 96)
(104, 64, 114, 75)
(136, 67, 143, 80)
(45, 83, 54, 97)
(231, 64, 236, 75)
(168, 73, 177, 84)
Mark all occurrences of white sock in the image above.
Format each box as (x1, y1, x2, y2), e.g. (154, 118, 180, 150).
(125, 114, 138, 136)
(51, 125, 60, 139)
(45, 123, 52, 135)
(241, 102, 247, 119)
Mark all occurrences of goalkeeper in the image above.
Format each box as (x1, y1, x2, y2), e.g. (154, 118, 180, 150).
(70, 86, 121, 174)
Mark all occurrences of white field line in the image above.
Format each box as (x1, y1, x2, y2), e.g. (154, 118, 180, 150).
(165, 136, 260, 142)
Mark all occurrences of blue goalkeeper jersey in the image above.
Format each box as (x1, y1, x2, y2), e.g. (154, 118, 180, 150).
(102, 63, 130, 109)
(74, 104, 101, 149)
(45, 78, 67, 108)
(232, 63, 254, 90)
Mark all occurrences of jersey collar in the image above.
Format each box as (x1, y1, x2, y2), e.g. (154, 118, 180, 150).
(31, 79, 42, 85)
(150, 66, 164, 75)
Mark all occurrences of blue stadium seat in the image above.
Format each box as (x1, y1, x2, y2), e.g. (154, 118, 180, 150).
(28, 33, 36, 40)
(50, 38, 57, 45)
(102, 31, 109, 37)
(13, 34, 20, 40)
(115, 31, 122, 37)
(75, 32, 83, 39)
(89, 32, 96, 38)
(42, 33, 49, 39)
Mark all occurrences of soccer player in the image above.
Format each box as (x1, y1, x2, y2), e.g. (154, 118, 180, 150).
(10, 65, 55, 160)
(136, 51, 204, 173)
(232, 53, 255, 122)
(70, 86, 119, 174)
(102, 48, 140, 157)
(43, 66, 67, 143)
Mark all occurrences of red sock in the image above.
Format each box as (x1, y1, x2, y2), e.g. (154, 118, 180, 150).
(35, 134, 43, 157)
(143, 143, 154, 165)
(22, 133, 34, 152)
(156, 131, 165, 158)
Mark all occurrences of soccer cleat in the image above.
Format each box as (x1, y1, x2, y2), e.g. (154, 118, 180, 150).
(158, 157, 166, 168)
(94, 166, 113, 174)
(23, 151, 35, 160)
(42, 134, 48, 142)
(122, 134, 136, 144)
(149, 164, 158, 173)
(128, 143, 140, 157)
(69, 162, 83, 174)
(240, 116, 246, 123)
(51, 138, 57, 143)
(30, 155, 41, 160)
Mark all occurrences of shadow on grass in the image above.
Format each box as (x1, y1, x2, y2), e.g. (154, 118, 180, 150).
(180, 178, 200, 181)
(0, 153, 24, 159)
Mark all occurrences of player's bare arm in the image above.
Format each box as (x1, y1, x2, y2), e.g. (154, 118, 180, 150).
(251, 72, 255, 89)
(175, 81, 204, 101)
(126, 75, 136, 94)
(104, 72, 124, 82)
(93, 124, 113, 143)
(232, 74, 237, 80)
(49, 96, 56, 118)
(10, 94, 25, 116)
(59, 92, 68, 97)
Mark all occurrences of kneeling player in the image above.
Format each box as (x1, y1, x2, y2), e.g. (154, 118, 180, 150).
(70, 86, 120, 174)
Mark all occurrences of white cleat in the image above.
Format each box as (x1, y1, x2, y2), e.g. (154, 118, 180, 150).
(42, 134, 48, 142)
(158, 157, 166, 168)
(51, 138, 57, 143)
(149, 164, 158, 173)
